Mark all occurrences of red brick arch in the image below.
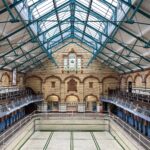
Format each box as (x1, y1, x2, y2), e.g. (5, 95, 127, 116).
(133, 74, 143, 83)
(84, 94, 99, 101)
(83, 75, 100, 83)
(46, 94, 60, 101)
(0, 72, 11, 82)
(63, 75, 82, 83)
(120, 76, 126, 82)
(65, 94, 80, 102)
(25, 75, 43, 82)
(44, 75, 62, 83)
(144, 72, 150, 83)
(125, 75, 134, 83)
(101, 75, 118, 83)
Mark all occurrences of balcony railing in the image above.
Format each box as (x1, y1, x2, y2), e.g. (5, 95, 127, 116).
(0, 86, 25, 94)
(0, 95, 43, 117)
(0, 87, 32, 101)
(101, 96, 150, 122)
(128, 88, 150, 95)
(0, 112, 149, 150)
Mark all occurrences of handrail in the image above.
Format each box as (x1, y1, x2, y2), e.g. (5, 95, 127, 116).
(0, 95, 43, 117)
(110, 115, 150, 150)
(0, 110, 37, 146)
(0, 87, 25, 94)
(0, 112, 149, 149)
(101, 96, 150, 122)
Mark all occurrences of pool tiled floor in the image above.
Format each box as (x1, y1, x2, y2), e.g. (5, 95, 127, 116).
(20, 131, 124, 150)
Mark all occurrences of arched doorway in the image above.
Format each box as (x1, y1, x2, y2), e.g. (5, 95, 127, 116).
(47, 95, 59, 111)
(66, 95, 79, 112)
(85, 95, 98, 112)
(1, 73, 10, 87)
(25, 76, 42, 94)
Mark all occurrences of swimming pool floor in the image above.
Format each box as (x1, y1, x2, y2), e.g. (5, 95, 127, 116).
(20, 131, 124, 150)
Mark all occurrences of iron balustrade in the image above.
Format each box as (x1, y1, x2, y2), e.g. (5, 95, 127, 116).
(101, 96, 150, 122)
(129, 88, 150, 96)
(111, 115, 150, 150)
(0, 86, 21, 94)
(109, 89, 150, 103)
(0, 87, 35, 101)
(0, 95, 43, 117)
(0, 112, 149, 149)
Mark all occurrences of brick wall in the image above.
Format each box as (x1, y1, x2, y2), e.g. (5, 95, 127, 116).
(25, 43, 119, 102)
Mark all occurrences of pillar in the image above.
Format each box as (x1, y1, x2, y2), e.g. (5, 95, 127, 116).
(143, 120, 148, 136)
(42, 101, 48, 111)
(60, 82, 65, 102)
(142, 81, 146, 89)
(132, 82, 136, 89)
(97, 102, 100, 112)
(148, 122, 150, 138)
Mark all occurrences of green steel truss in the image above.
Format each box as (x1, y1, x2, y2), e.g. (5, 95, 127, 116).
(0, 0, 149, 73)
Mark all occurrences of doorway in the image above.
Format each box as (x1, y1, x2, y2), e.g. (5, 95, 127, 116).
(128, 82, 132, 93)
(47, 95, 59, 111)
(66, 95, 79, 112)
(85, 95, 98, 112)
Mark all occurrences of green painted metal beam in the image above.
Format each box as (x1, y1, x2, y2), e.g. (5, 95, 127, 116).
(19, 55, 47, 72)
(73, 35, 130, 72)
(52, 0, 63, 41)
(70, 0, 76, 38)
(30, 0, 70, 22)
(70, 34, 126, 72)
(119, 0, 150, 19)
(76, 1, 148, 45)
(2, 0, 16, 20)
(81, 0, 92, 41)
(14, 7, 58, 67)
(19, 39, 75, 72)
(20, 35, 130, 73)
(0, 0, 23, 15)
(74, 18, 145, 70)
(0, 27, 71, 69)
(73, 37, 126, 73)
(129, 0, 144, 20)
(74, 27, 142, 70)
(0, 1, 70, 42)
(74, 16, 150, 65)
(14, 39, 74, 70)
(0, 17, 71, 59)
(17, 52, 45, 71)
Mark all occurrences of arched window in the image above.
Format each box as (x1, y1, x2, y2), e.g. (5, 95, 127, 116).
(63, 50, 81, 72)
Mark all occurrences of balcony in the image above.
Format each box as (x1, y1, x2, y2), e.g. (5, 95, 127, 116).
(101, 96, 150, 122)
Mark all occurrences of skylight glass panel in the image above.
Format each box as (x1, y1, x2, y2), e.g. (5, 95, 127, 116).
(52, 35, 62, 42)
(56, 0, 68, 7)
(61, 23, 70, 31)
(75, 23, 84, 31)
(84, 35, 94, 45)
(58, 11, 70, 20)
(40, 15, 57, 31)
(91, 1, 113, 19)
(106, 0, 118, 7)
(77, 0, 89, 7)
(75, 11, 87, 20)
(75, 32, 82, 38)
(32, 1, 54, 19)
(88, 15, 104, 31)
(63, 31, 71, 38)
(27, 0, 38, 6)
(85, 27, 98, 39)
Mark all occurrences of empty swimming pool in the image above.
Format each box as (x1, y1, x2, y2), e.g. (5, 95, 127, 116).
(0, 113, 149, 150)
(20, 131, 124, 150)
